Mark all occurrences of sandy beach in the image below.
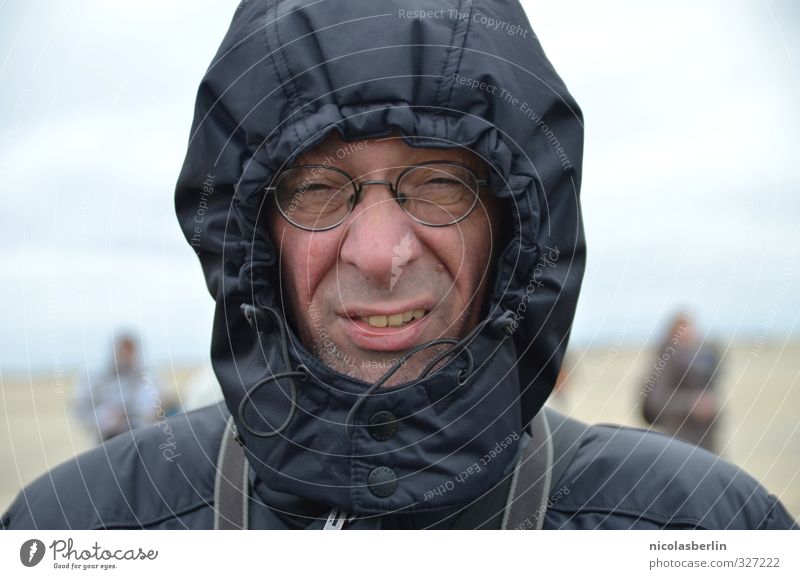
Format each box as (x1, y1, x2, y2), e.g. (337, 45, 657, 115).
(2, 342, 798, 521)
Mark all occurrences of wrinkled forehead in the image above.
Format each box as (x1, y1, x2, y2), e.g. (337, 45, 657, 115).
(294, 131, 489, 177)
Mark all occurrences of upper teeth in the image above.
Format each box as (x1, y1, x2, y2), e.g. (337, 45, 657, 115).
(360, 309, 426, 328)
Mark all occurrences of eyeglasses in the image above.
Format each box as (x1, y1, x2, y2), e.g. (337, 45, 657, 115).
(266, 161, 489, 231)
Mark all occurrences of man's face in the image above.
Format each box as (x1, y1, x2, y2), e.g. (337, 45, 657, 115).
(267, 133, 499, 387)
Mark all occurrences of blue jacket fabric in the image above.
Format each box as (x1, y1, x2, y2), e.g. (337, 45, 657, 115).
(3, 0, 797, 529)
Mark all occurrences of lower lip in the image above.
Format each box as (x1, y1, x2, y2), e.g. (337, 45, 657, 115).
(339, 314, 432, 352)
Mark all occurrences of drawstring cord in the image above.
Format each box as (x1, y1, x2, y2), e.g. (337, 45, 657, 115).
(416, 316, 493, 380)
(237, 369, 308, 437)
(344, 337, 461, 439)
(418, 310, 516, 383)
(344, 313, 512, 438)
(237, 304, 309, 438)
(238, 302, 516, 440)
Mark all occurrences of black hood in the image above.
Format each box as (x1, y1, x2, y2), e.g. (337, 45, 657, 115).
(175, 0, 585, 516)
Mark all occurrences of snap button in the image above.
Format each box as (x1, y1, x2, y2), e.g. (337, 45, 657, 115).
(367, 466, 398, 498)
(367, 411, 398, 441)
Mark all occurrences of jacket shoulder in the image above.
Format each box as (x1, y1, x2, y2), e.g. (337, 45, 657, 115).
(547, 423, 798, 529)
(2, 403, 229, 530)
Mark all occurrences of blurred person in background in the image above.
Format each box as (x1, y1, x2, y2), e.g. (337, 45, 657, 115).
(641, 311, 722, 453)
(72, 333, 174, 442)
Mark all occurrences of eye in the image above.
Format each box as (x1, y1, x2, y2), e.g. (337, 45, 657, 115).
(394, 163, 480, 225)
(300, 182, 340, 195)
(420, 176, 462, 186)
(271, 166, 357, 229)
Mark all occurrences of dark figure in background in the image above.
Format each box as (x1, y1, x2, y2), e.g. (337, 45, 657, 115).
(642, 311, 722, 453)
(72, 334, 165, 442)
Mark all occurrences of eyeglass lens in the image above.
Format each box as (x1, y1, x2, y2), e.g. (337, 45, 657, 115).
(274, 163, 479, 229)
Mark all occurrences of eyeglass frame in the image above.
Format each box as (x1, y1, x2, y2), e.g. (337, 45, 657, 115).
(265, 160, 490, 232)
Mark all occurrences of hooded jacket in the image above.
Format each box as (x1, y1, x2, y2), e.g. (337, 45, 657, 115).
(3, 0, 797, 530)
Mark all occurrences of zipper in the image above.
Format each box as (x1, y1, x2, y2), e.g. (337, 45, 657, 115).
(323, 508, 353, 530)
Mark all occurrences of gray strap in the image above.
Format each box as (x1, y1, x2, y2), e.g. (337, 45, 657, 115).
(501, 408, 553, 530)
(213, 417, 250, 530)
(543, 406, 587, 491)
(501, 407, 589, 530)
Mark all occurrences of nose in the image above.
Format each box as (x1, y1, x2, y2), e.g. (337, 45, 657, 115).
(339, 183, 422, 289)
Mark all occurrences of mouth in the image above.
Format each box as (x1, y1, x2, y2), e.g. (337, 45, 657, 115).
(357, 308, 428, 328)
(339, 304, 435, 352)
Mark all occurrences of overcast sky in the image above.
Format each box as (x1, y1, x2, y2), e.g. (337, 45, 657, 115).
(1, 0, 798, 371)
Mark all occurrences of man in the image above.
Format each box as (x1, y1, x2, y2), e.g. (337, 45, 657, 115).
(642, 311, 723, 453)
(3, 0, 796, 529)
(72, 333, 167, 442)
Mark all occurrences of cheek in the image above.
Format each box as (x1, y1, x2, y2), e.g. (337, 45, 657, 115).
(270, 220, 339, 305)
(424, 215, 494, 297)
(301, 237, 339, 300)
(462, 205, 495, 267)
(268, 216, 306, 299)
